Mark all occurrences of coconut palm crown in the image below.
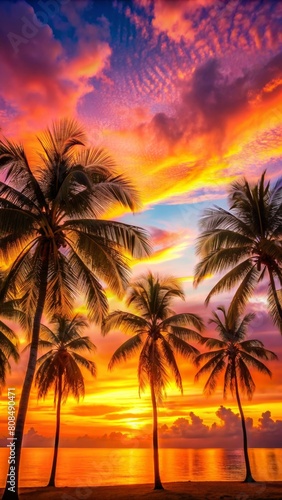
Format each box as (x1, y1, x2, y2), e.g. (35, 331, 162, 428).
(194, 172, 282, 332)
(0, 119, 151, 324)
(34, 315, 96, 401)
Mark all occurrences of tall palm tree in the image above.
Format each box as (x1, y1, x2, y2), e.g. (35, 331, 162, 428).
(29, 315, 96, 487)
(194, 305, 277, 483)
(102, 272, 204, 490)
(194, 172, 282, 332)
(0, 119, 150, 499)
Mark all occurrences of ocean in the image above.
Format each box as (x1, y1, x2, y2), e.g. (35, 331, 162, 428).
(0, 448, 281, 487)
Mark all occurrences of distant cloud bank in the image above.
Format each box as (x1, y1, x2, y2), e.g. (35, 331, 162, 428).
(1, 406, 281, 448)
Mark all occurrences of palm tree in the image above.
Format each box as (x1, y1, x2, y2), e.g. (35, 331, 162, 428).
(0, 119, 150, 499)
(102, 272, 204, 490)
(194, 172, 282, 332)
(194, 305, 277, 482)
(29, 315, 96, 487)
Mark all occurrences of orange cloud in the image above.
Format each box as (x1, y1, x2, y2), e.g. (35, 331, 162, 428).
(152, 0, 197, 42)
(97, 49, 282, 209)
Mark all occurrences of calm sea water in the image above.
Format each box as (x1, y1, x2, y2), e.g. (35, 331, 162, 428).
(0, 448, 281, 487)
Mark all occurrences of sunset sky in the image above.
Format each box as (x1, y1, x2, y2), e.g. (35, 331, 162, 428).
(0, 0, 282, 449)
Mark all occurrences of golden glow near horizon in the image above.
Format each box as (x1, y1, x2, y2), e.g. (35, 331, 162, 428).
(0, 0, 282, 449)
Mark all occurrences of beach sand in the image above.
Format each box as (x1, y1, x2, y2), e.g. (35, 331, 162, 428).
(3, 482, 282, 499)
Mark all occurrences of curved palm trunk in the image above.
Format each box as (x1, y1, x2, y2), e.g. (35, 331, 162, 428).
(48, 371, 63, 487)
(268, 268, 282, 331)
(234, 372, 255, 483)
(3, 249, 49, 500)
(150, 380, 163, 490)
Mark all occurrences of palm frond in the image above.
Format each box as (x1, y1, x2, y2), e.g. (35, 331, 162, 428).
(223, 362, 233, 398)
(0, 330, 19, 362)
(62, 355, 85, 401)
(239, 351, 274, 376)
(159, 336, 183, 392)
(23, 339, 53, 355)
(202, 357, 226, 396)
(0, 298, 26, 328)
(267, 285, 282, 334)
(197, 206, 254, 238)
(101, 310, 147, 336)
(39, 324, 60, 343)
(166, 325, 203, 343)
(194, 247, 250, 287)
(0, 139, 46, 207)
(65, 219, 151, 260)
(147, 340, 169, 399)
(0, 237, 35, 287)
(35, 356, 58, 399)
(194, 351, 225, 381)
(108, 334, 143, 370)
(167, 333, 200, 360)
(66, 245, 109, 323)
(0, 319, 17, 342)
(137, 336, 151, 395)
(239, 340, 278, 361)
(90, 175, 142, 214)
(45, 251, 77, 318)
(70, 352, 96, 377)
(201, 337, 226, 349)
(33, 347, 53, 365)
(66, 337, 96, 353)
(197, 229, 252, 256)
(69, 229, 132, 299)
(161, 312, 204, 332)
(227, 265, 262, 319)
(237, 357, 256, 399)
(203, 259, 253, 302)
(194, 349, 226, 368)
(75, 147, 116, 173)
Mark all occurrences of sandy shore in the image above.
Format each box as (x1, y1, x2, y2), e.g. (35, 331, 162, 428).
(2, 482, 281, 499)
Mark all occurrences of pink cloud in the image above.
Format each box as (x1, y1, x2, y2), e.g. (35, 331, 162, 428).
(149, 227, 188, 248)
(148, 0, 282, 54)
(0, 1, 111, 137)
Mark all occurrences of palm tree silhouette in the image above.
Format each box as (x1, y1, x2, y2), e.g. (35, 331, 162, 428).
(30, 315, 96, 487)
(102, 272, 204, 490)
(194, 305, 277, 482)
(194, 172, 282, 332)
(0, 119, 150, 499)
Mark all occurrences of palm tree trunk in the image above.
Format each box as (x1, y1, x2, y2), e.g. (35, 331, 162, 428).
(2, 248, 49, 500)
(48, 371, 62, 487)
(234, 372, 255, 483)
(150, 380, 163, 490)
